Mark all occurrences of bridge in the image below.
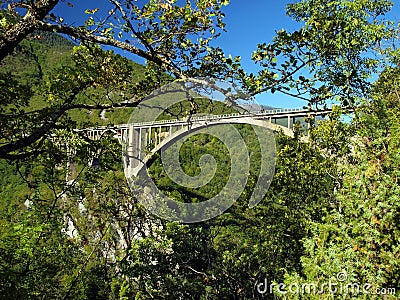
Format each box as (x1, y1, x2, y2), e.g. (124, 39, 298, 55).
(79, 107, 339, 176)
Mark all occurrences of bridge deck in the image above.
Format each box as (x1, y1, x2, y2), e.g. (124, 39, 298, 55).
(79, 107, 335, 131)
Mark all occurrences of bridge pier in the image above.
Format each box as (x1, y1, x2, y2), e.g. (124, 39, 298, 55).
(127, 124, 142, 168)
(139, 128, 142, 159)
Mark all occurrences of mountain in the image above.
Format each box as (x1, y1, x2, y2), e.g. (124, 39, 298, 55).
(1, 31, 147, 125)
(0, 31, 75, 85)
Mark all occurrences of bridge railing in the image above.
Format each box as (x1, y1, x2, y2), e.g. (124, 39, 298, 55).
(129, 107, 313, 128)
(77, 106, 337, 132)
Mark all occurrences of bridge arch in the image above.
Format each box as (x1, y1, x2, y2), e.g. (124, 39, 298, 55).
(128, 117, 293, 177)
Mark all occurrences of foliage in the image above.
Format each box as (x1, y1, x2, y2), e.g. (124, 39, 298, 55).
(282, 71, 400, 299)
(245, 0, 393, 106)
(278, 2, 400, 298)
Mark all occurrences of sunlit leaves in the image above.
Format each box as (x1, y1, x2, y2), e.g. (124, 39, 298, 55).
(70, 0, 232, 77)
(84, 8, 99, 15)
(247, 0, 393, 106)
(283, 43, 400, 299)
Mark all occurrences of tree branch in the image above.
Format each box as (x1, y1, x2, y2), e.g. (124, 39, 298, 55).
(250, 57, 318, 97)
(0, 85, 85, 159)
(36, 21, 182, 78)
(67, 100, 140, 110)
(0, 0, 60, 60)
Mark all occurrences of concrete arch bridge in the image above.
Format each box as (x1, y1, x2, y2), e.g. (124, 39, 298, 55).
(80, 107, 337, 175)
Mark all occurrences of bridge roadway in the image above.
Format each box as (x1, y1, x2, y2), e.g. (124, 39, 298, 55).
(77, 106, 339, 176)
(81, 107, 333, 138)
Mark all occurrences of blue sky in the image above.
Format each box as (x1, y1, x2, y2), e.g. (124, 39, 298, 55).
(215, 0, 400, 107)
(53, 0, 400, 108)
(216, 0, 301, 107)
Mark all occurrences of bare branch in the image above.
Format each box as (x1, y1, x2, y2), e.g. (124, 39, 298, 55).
(67, 99, 140, 110)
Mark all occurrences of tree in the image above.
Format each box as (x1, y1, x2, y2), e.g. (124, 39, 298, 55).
(260, 1, 400, 298)
(281, 66, 400, 300)
(0, 0, 236, 159)
(246, 0, 393, 107)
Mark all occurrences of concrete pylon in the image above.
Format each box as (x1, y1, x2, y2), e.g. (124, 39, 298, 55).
(127, 124, 141, 168)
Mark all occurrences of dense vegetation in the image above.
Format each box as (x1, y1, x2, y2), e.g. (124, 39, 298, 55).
(1, 0, 399, 299)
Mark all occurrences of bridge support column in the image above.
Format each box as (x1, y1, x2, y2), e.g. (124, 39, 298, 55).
(148, 128, 152, 145)
(144, 128, 149, 148)
(123, 128, 128, 144)
(127, 125, 141, 168)
(287, 116, 291, 129)
(138, 128, 142, 160)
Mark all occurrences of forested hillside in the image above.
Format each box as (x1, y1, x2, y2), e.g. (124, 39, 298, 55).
(0, 31, 75, 84)
(0, 31, 147, 223)
(1, 31, 147, 125)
